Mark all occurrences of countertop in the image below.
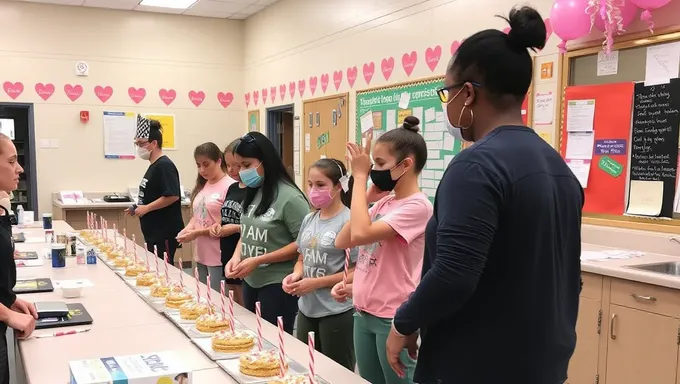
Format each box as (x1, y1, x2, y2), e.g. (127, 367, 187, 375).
(52, 199, 190, 209)
(13, 222, 365, 384)
(582, 242, 680, 290)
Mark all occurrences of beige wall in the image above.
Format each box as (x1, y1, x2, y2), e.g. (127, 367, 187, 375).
(0, 2, 245, 213)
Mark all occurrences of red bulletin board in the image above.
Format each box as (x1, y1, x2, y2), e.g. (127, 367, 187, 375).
(560, 82, 634, 215)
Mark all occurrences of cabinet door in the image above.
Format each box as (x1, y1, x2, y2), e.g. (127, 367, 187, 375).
(606, 304, 679, 384)
(567, 297, 600, 384)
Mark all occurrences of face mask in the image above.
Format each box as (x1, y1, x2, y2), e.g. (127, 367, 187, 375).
(239, 164, 263, 188)
(137, 146, 151, 160)
(443, 86, 470, 142)
(370, 162, 405, 192)
(308, 187, 335, 209)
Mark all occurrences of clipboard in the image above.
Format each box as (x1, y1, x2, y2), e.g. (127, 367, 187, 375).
(13, 278, 54, 294)
(35, 303, 93, 330)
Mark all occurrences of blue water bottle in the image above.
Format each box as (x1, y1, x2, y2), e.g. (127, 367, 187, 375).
(51, 244, 66, 268)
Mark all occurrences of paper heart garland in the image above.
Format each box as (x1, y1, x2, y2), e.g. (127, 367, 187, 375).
(188, 90, 205, 107)
(270, 86, 276, 103)
(363, 62, 375, 85)
(245, 92, 251, 107)
(128, 87, 146, 104)
(279, 84, 286, 101)
(64, 84, 83, 102)
(502, 27, 511, 34)
(3, 82, 23, 100)
(289, 82, 296, 99)
(261, 88, 268, 105)
(94, 85, 113, 103)
(544, 18, 553, 43)
(218, 92, 234, 108)
(381, 57, 395, 81)
(159, 89, 176, 106)
(425, 46, 442, 72)
(309, 76, 318, 95)
(450, 40, 461, 56)
(347, 66, 357, 88)
(35, 83, 55, 101)
(320, 74, 329, 93)
(402, 51, 418, 76)
(298, 80, 306, 97)
(253, 90, 259, 106)
(333, 70, 343, 91)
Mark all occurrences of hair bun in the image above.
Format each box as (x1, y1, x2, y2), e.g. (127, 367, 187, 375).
(506, 6, 546, 52)
(402, 116, 420, 132)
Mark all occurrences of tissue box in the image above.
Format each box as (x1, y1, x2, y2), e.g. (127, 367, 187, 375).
(69, 351, 191, 384)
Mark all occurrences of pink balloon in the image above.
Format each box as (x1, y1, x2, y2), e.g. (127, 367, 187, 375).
(550, 0, 593, 41)
(593, 2, 639, 31)
(630, 0, 670, 9)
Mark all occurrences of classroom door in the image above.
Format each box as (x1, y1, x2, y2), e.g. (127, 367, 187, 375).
(302, 94, 349, 176)
(281, 112, 294, 179)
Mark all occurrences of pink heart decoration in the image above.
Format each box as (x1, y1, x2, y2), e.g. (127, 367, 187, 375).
(3, 82, 24, 100)
(35, 83, 55, 101)
(425, 46, 442, 72)
(309, 76, 318, 95)
(363, 62, 375, 84)
(502, 27, 511, 34)
(381, 57, 395, 81)
(253, 90, 259, 106)
(188, 90, 205, 107)
(320, 74, 329, 93)
(450, 40, 461, 56)
(544, 18, 553, 42)
(245, 92, 250, 107)
(289, 82, 295, 99)
(128, 87, 146, 104)
(261, 88, 268, 105)
(94, 85, 113, 103)
(401, 51, 418, 76)
(159, 89, 176, 106)
(270, 86, 276, 103)
(279, 84, 286, 100)
(298, 80, 306, 97)
(217, 92, 234, 108)
(347, 66, 358, 88)
(333, 71, 343, 91)
(64, 84, 83, 102)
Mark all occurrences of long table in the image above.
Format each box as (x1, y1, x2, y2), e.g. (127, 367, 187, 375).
(13, 221, 366, 384)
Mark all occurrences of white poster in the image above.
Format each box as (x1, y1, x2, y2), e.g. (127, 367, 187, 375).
(533, 92, 555, 125)
(103, 111, 136, 159)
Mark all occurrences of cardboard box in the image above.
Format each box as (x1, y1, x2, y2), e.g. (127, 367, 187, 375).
(69, 351, 191, 384)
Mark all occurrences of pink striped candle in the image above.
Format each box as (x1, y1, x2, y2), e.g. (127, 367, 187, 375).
(228, 290, 235, 327)
(123, 228, 127, 253)
(255, 302, 263, 350)
(308, 331, 316, 384)
(342, 249, 350, 289)
(277, 316, 285, 378)
(131, 234, 137, 261)
(219, 281, 226, 317)
(113, 224, 118, 248)
(206, 274, 213, 309)
(144, 242, 149, 271)
(154, 246, 160, 277)
(163, 252, 169, 283)
(178, 257, 184, 288)
(193, 267, 202, 303)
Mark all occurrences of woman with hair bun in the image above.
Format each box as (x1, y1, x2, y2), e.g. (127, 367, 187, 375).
(387, 6, 584, 384)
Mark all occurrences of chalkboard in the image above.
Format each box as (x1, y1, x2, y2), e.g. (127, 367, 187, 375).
(630, 80, 680, 218)
(355, 77, 463, 202)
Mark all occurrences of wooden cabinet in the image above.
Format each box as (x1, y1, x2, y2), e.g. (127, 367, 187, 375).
(567, 297, 601, 384)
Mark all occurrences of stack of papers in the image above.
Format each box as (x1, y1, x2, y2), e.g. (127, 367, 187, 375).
(581, 249, 644, 261)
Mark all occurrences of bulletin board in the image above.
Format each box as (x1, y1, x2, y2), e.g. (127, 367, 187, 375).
(355, 76, 463, 201)
(142, 113, 176, 150)
(559, 27, 680, 232)
(247, 110, 260, 133)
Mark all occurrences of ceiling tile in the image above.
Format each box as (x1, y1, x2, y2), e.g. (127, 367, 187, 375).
(228, 13, 249, 19)
(237, 3, 263, 15)
(83, 0, 138, 10)
(185, 0, 244, 14)
(134, 4, 186, 14)
(213, 0, 254, 4)
(17, 0, 84, 5)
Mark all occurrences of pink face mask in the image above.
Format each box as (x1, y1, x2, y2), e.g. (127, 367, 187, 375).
(308, 187, 334, 209)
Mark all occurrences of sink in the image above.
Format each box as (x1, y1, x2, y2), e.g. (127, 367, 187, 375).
(627, 261, 680, 276)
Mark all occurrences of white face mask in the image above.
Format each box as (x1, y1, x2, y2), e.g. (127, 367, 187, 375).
(442, 86, 470, 142)
(137, 146, 151, 160)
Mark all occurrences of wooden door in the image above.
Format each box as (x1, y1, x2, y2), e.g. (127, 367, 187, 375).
(606, 304, 679, 384)
(566, 298, 600, 384)
(302, 94, 349, 179)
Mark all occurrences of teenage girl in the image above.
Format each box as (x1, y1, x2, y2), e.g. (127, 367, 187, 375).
(282, 158, 357, 370)
(177, 142, 235, 290)
(210, 139, 245, 305)
(335, 116, 433, 384)
(224, 132, 310, 333)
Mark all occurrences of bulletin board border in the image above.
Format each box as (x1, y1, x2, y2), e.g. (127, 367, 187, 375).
(557, 26, 680, 234)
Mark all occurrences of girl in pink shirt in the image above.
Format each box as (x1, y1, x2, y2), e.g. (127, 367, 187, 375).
(335, 116, 433, 384)
(177, 142, 235, 291)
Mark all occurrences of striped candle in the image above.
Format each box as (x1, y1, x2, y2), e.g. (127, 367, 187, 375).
(123, 229, 128, 254)
(113, 224, 117, 248)
(193, 268, 202, 303)
(178, 257, 184, 288)
(131, 234, 137, 261)
(206, 274, 213, 308)
(163, 252, 169, 283)
(277, 316, 285, 378)
(154, 246, 160, 277)
(219, 281, 226, 318)
(255, 302, 263, 351)
(228, 290, 235, 328)
(308, 331, 316, 384)
(143, 242, 149, 271)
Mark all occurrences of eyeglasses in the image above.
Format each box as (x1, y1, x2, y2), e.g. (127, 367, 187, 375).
(133, 140, 150, 147)
(437, 81, 482, 103)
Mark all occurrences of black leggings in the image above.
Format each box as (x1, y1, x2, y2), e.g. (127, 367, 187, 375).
(242, 281, 298, 334)
(145, 239, 178, 265)
(0, 332, 9, 384)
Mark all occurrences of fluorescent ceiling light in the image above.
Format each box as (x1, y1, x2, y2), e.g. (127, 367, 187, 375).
(138, 0, 198, 9)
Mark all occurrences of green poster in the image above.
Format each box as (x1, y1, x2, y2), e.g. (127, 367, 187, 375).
(355, 77, 462, 202)
(598, 156, 623, 177)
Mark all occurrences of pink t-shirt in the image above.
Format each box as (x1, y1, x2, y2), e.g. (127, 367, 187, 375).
(353, 192, 433, 318)
(192, 175, 235, 266)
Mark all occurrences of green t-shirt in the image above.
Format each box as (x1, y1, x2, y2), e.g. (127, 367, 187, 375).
(240, 181, 310, 288)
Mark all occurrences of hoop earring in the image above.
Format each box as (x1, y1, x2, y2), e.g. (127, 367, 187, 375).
(457, 105, 474, 130)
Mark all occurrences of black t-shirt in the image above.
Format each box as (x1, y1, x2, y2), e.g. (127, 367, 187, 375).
(138, 155, 184, 242)
(220, 182, 245, 265)
(0, 208, 16, 334)
(394, 126, 584, 384)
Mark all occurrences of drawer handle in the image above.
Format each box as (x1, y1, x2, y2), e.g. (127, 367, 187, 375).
(610, 314, 617, 340)
(631, 293, 657, 302)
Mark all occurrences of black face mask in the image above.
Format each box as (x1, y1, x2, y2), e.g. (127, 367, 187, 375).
(370, 163, 405, 192)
